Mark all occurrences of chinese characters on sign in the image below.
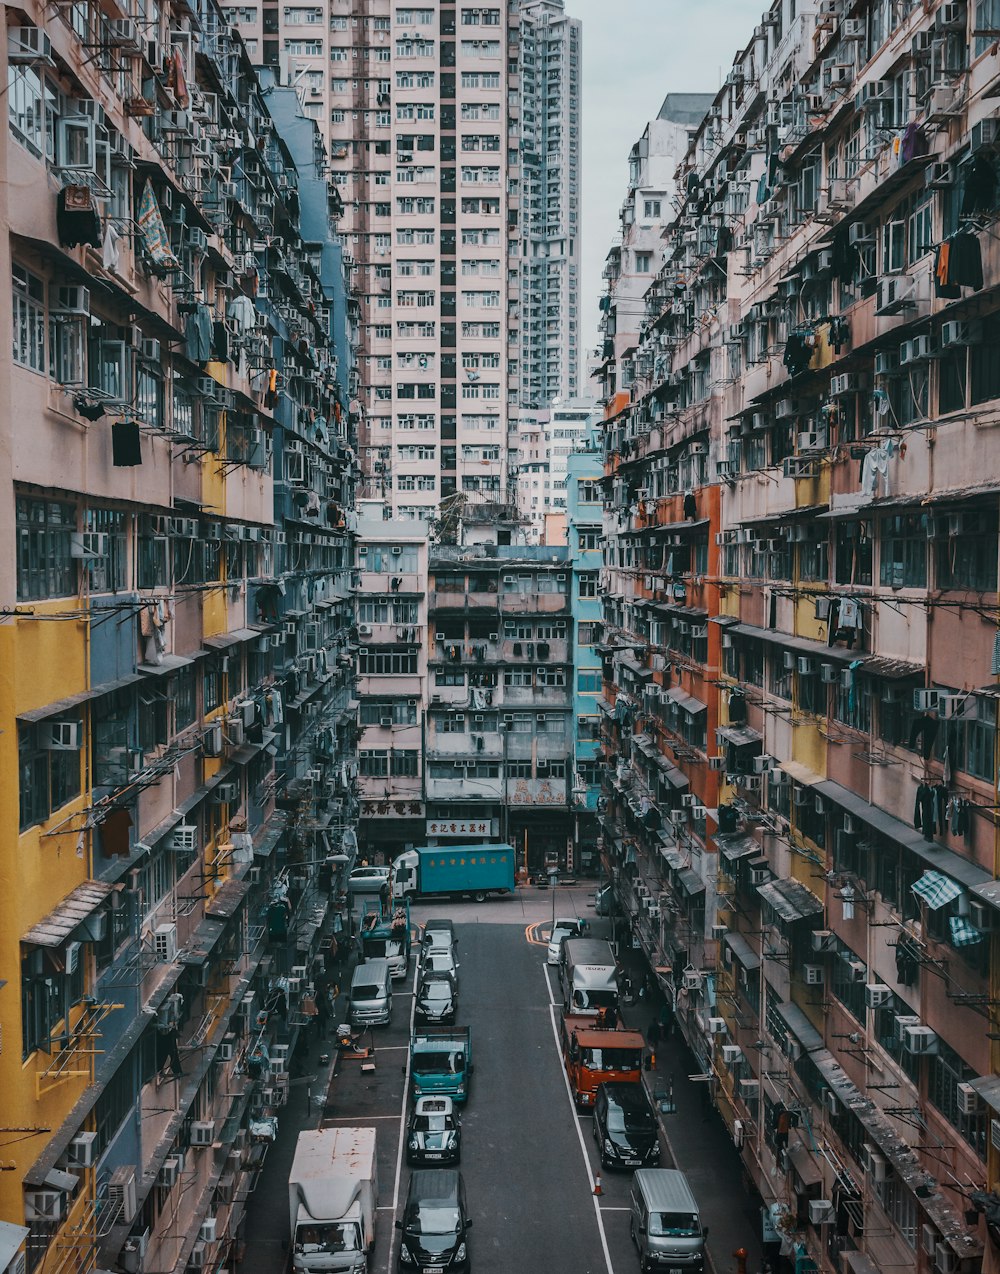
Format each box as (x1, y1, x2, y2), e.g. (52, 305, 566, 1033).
(425, 820, 497, 838)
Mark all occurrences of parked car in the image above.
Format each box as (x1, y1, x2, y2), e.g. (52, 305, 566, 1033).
(422, 918, 457, 948)
(593, 1082, 661, 1171)
(396, 1170, 472, 1272)
(414, 973, 458, 1026)
(350, 864, 392, 881)
(422, 929, 457, 958)
(406, 1096, 462, 1166)
(421, 947, 460, 982)
(547, 915, 588, 965)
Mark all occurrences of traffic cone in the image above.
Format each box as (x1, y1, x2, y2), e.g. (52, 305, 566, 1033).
(593, 1173, 603, 1196)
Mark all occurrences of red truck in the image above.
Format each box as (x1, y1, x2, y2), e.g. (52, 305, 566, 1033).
(561, 1013, 646, 1108)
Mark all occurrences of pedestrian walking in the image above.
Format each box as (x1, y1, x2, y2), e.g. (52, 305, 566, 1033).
(647, 1018, 661, 1050)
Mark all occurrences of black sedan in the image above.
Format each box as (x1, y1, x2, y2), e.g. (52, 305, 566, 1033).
(592, 1081, 661, 1170)
(406, 1096, 462, 1166)
(414, 973, 458, 1026)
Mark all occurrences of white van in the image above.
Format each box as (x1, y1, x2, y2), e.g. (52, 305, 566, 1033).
(630, 1168, 708, 1272)
(349, 958, 392, 1027)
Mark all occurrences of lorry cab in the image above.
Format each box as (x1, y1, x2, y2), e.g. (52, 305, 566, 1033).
(348, 959, 392, 1027)
(561, 1014, 645, 1107)
(630, 1169, 707, 1272)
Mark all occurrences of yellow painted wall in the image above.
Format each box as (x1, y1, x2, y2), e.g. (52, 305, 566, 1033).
(0, 608, 96, 1243)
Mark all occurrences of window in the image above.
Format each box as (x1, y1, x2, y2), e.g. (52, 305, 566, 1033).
(359, 649, 419, 675)
(579, 572, 598, 598)
(22, 946, 84, 1059)
(360, 750, 390, 777)
(392, 750, 419, 776)
(203, 659, 223, 713)
(643, 199, 661, 218)
(935, 508, 998, 592)
(19, 720, 82, 831)
(12, 264, 46, 372)
(578, 531, 600, 551)
(834, 520, 873, 586)
(635, 252, 652, 273)
(879, 512, 927, 588)
(577, 670, 601, 692)
(16, 495, 76, 601)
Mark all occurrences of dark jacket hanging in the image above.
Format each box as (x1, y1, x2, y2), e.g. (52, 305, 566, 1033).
(112, 420, 143, 467)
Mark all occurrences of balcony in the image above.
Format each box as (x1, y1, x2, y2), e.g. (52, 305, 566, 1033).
(501, 637, 569, 663)
(498, 592, 570, 615)
(429, 590, 500, 612)
(425, 733, 504, 758)
(356, 571, 425, 594)
(499, 686, 571, 707)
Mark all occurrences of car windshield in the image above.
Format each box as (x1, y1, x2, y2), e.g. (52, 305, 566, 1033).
(353, 983, 379, 998)
(427, 953, 455, 971)
(411, 1050, 464, 1075)
(649, 1212, 701, 1237)
(583, 1048, 641, 1072)
(573, 988, 616, 1010)
(606, 1103, 654, 1132)
(363, 938, 388, 956)
(414, 1114, 455, 1132)
(550, 928, 572, 945)
(421, 983, 452, 1001)
(296, 1223, 359, 1252)
(408, 1204, 461, 1236)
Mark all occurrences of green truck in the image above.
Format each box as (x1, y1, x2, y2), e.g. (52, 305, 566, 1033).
(359, 898, 411, 980)
(408, 1027, 473, 1104)
(392, 844, 515, 902)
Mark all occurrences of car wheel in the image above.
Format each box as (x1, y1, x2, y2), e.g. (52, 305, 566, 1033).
(630, 1218, 637, 1247)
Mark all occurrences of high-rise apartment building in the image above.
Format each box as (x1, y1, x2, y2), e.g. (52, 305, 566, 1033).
(228, 0, 523, 521)
(596, 2, 1000, 1271)
(514, 396, 599, 542)
(519, 0, 581, 408)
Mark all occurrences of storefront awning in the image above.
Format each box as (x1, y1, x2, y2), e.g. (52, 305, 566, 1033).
(723, 931, 760, 970)
(23, 881, 115, 947)
(757, 877, 824, 924)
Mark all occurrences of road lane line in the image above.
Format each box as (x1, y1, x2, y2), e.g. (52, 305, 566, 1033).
(387, 960, 419, 1271)
(543, 965, 616, 1274)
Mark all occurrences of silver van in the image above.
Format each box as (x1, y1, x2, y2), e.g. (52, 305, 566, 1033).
(630, 1169, 707, 1272)
(349, 958, 392, 1027)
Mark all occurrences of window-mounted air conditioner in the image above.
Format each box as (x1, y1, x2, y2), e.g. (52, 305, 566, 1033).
(42, 720, 83, 750)
(803, 963, 825, 986)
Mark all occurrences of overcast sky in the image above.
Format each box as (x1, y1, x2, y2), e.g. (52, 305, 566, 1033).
(570, 0, 764, 363)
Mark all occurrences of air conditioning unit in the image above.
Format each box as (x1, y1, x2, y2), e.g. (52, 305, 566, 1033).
(189, 1242, 207, 1268)
(199, 1217, 218, 1243)
(42, 720, 82, 750)
(722, 1044, 743, 1065)
(809, 1199, 835, 1225)
(874, 350, 899, 377)
(866, 992, 901, 1039)
(969, 899, 995, 932)
(864, 1144, 889, 1181)
(903, 1024, 938, 1055)
(753, 754, 774, 774)
(108, 1165, 137, 1223)
(71, 531, 108, 559)
(53, 285, 91, 315)
(170, 517, 198, 539)
(739, 1078, 760, 1099)
(797, 657, 816, 676)
(153, 923, 178, 962)
(67, 1131, 98, 1167)
(158, 1155, 182, 1188)
(849, 221, 874, 246)
(811, 929, 836, 953)
(895, 1013, 922, 1040)
(820, 663, 839, 684)
(956, 1082, 981, 1116)
(774, 398, 797, 419)
(8, 26, 53, 65)
(803, 963, 825, 986)
(682, 971, 703, 991)
(913, 688, 939, 711)
(214, 782, 239, 803)
(936, 1246, 959, 1274)
(190, 1122, 215, 1147)
(708, 1016, 728, 1035)
(940, 320, 980, 348)
(830, 373, 866, 397)
(900, 335, 935, 365)
(749, 864, 770, 886)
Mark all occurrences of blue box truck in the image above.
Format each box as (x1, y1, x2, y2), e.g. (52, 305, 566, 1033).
(391, 844, 516, 903)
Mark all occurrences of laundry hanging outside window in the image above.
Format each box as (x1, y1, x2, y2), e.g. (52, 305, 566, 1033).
(137, 180, 180, 269)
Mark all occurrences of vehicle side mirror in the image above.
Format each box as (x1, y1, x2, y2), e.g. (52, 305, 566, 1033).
(465, 1219, 473, 1229)
(468, 1062, 475, 1074)
(395, 1220, 402, 1230)
(637, 1224, 646, 1235)
(703, 1227, 709, 1238)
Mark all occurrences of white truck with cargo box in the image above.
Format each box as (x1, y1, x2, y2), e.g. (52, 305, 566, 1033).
(288, 1126, 377, 1273)
(559, 937, 620, 1017)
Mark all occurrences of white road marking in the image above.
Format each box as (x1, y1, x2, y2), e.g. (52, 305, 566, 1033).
(543, 964, 617, 1274)
(387, 961, 419, 1272)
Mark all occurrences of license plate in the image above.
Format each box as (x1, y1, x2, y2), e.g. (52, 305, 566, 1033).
(669, 1267, 684, 1273)
(623, 1158, 640, 1166)
(424, 1152, 442, 1159)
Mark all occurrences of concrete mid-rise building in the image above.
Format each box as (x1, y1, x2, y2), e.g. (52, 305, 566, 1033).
(519, 0, 582, 408)
(514, 396, 599, 541)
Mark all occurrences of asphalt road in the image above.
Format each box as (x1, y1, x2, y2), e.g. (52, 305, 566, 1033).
(320, 885, 643, 1274)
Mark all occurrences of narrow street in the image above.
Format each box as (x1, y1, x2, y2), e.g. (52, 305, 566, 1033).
(240, 886, 762, 1274)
